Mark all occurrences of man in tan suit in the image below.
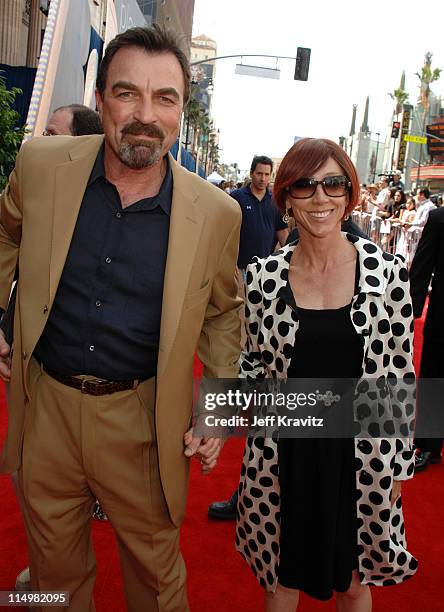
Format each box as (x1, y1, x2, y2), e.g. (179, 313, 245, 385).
(0, 25, 241, 612)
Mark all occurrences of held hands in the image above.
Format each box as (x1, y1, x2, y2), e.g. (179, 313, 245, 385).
(0, 329, 11, 382)
(183, 428, 224, 475)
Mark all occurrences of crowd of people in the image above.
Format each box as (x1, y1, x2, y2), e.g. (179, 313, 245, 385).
(355, 177, 440, 264)
(0, 22, 442, 612)
(217, 179, 240, 193)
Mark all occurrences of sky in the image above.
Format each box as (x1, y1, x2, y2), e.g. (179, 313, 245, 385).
(192, 0, 444, 175)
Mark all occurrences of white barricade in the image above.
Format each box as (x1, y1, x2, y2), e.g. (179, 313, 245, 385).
(351, 212, 422, 267)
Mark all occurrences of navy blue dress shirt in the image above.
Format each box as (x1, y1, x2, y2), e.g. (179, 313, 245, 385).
(34, 146, 172, 380)
(231, 185, 287, 269)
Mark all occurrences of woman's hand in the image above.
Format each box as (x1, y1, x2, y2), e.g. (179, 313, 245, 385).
(391, 480, 402, 506)
(183, 428, 224, 474)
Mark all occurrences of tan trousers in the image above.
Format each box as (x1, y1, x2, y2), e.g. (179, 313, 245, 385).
(17, 360, 188, 612)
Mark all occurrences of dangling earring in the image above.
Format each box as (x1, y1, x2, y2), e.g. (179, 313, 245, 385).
(283, 210, 291, 223)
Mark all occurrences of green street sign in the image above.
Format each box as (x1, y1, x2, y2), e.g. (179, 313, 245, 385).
(403, 134, 427, 144)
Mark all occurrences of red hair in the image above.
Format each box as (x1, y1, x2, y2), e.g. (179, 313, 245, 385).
(273, 138, 360, 217)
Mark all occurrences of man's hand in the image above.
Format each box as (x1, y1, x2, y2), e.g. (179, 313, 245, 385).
(390, 480, 402, 507)
(183, 428, 223, 475)
(0, 329, 11, 382)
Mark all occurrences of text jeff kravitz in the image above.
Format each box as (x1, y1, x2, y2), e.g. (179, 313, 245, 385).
(203, 415, 324, 428)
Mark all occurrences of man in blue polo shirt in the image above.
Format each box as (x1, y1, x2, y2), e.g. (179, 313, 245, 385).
(233, 155, 288, 272)
(207, 156, 288, 521)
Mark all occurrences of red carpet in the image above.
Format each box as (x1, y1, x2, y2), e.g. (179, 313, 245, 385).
(1, 312, 443, 610)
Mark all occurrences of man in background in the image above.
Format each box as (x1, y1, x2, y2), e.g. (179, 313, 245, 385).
(232, 155, 288, 276)
(390, 170, 404, 190)
(376, 175, 391, 209)
(409, 188, 436, 229)
(409, 207, 444, 471)
(43, 104, 103, 136)
(1, 105, 103, 342)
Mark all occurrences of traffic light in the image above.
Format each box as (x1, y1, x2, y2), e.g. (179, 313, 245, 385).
(391, 121, 401, 138)
(294, 47, 311, 81)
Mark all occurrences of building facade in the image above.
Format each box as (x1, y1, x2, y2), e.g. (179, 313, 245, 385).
(136, 0, 195, 54)
(1, 0, 196, 128)
(1, 1, 195, 69)
(190, 34, 217, 115)
(406, 92, 444, 191)
(345, 97, 385, 184)
(0, 0, 47, 68)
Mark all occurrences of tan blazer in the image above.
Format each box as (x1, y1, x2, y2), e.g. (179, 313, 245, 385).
(0, 134, 242, 525)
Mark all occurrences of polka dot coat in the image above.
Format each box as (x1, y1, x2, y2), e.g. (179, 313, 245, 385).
(236, 234, 418, 592)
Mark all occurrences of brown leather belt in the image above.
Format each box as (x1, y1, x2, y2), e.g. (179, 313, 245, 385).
(43, 366, 140, 396)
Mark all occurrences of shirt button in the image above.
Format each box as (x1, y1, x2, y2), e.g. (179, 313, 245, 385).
(43, 305, 48, 314)
(105, 257, 112, 264)
(95, 300, 102, 308)
(116, 212, 122, 218)
(89, 345, 95, 352)
(22, 351, 28, 360)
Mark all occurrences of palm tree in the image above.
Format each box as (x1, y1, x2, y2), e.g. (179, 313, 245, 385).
(414, 52, 441, 183)
(200, 117, 214, 174)
(190, 108, 207, 157)
(183, 84, 210, 157)
(208, 132, 220, 173)
(389, 70, 409, 120)
(416, 52, 441, 118)
(183, 84, 201, 151)
(183, 81, 220, 172)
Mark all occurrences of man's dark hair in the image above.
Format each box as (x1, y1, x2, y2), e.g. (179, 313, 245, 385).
(55, 104, 103, 136)
(419, 187, 430, 199)
(96, 24, 190, 104)
(250, 155, 273, 173)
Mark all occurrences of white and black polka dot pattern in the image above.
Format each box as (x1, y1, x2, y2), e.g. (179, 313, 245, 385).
(236, 234, 418, 592)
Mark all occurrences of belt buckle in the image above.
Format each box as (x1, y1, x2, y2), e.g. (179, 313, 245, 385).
(81, 377, 107, 394)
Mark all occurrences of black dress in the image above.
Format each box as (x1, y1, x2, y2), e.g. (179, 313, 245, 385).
(277, 265, 364, 600)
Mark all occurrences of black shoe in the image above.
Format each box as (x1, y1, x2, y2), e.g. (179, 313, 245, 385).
(208, 490, 238, 520)
(415, 450, 441, 472)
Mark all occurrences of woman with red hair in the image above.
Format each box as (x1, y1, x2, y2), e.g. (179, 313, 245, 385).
(236, 138, 417, 610)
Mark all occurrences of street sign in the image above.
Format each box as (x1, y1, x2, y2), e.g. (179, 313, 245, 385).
(397, 105, 412, 171)
(403, 134, 427, 144)
(235, 64, 280, 79)
(427, 122, 444, 159)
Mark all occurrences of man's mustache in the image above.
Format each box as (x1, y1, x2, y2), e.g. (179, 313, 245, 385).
(121, 122, 165, 140)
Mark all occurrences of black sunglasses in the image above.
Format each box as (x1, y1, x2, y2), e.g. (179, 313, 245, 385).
(287, 175, 351, 199)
